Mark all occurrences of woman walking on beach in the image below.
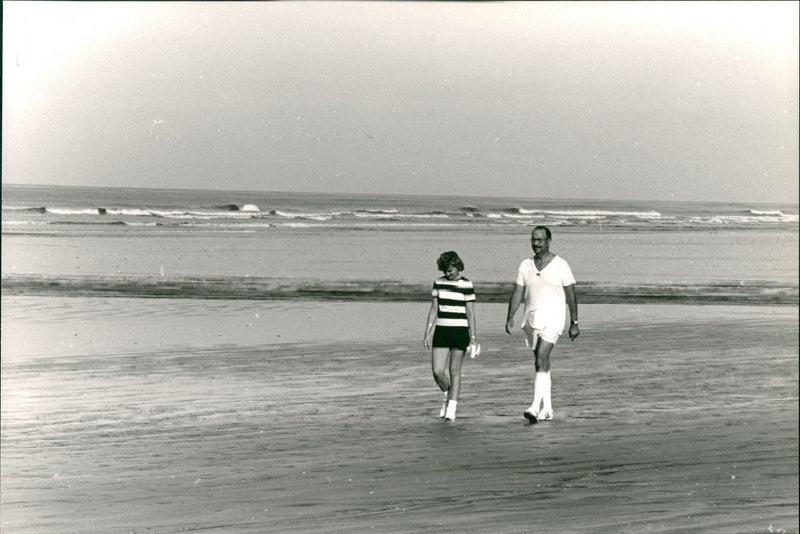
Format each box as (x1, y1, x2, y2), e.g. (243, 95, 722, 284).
(424, 251, 478, 421)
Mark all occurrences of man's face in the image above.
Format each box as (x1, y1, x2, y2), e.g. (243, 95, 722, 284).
(531, 230, 550, 256)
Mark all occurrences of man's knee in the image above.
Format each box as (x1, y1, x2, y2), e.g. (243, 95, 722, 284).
(535, 341, 554, 355)
(535, 342, 554, 370)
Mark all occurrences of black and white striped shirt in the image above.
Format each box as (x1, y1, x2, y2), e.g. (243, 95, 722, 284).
(432, 277, 476, 328)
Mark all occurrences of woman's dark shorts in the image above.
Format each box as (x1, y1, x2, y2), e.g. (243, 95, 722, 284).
(432, 326, 470, 350)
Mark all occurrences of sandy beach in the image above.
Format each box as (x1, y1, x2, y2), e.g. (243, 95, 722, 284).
(2, 298, 797, 533)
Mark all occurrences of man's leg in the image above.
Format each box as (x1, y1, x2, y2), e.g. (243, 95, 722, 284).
(525, 340, 555, 422)
(536, 341, 555, 419)
(535, 340, 554, 372)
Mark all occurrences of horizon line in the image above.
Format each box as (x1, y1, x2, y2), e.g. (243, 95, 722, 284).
(2, 182, 798, 207)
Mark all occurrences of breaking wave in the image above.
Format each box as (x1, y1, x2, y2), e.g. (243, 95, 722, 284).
(3, 197, 798, 231)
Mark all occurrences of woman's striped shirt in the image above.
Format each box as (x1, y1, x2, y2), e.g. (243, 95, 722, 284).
(432, 277, 476, 328)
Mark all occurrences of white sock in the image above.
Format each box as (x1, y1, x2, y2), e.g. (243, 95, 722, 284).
(542, 371, 553, 414)
(439, 395, 448, 417)
(531, 372, 546, 413)
(445, 400, 458, 420)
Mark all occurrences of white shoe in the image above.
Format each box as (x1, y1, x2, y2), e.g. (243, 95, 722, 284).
(538, 411, 553, 421)
(523, 406, 539, 424)
(439, 393, 448, 418)
(444, 401, 458, 421)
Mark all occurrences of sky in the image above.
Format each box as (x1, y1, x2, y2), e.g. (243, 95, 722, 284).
(2, 1, 798, 203)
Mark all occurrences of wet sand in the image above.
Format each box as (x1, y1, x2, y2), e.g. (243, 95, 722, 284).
(1, 299, 798, 533)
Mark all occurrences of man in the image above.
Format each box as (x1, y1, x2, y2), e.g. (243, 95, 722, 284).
(505, 226, 579, 423)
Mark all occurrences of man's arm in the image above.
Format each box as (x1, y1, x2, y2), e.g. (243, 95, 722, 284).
(505, 284, 524, 334)
(564, 283, 579, 340)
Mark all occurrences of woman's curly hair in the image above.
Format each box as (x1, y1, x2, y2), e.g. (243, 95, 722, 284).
(437, 251, 464, 273)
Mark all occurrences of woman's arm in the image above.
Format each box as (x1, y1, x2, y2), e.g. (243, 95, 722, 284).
(423, 298, 438, 348)
(466, 300, 477, 343)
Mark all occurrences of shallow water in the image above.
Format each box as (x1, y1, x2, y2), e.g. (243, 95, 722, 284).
(3, 185, 798, 287)
(3, 227, 798, 285)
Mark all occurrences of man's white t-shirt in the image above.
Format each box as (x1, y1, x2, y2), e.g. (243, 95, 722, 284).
(515, 255, 576, 334)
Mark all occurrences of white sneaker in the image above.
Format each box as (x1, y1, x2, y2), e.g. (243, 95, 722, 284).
(444, 401, 458, 421)
(538, 411, 553, 421)
(523, 406, 539, 424)
(439, 393, 448, 418)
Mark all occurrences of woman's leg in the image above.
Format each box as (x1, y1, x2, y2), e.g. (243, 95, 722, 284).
(448, 348, 466, 401)
(431, 347, 451, 392)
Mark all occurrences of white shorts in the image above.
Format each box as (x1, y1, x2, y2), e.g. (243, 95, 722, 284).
(522, 323, 560, 349)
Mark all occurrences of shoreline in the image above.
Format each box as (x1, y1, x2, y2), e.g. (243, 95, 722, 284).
(2, 274, 798, 305)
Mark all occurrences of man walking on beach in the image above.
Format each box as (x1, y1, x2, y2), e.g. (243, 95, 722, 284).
(505, 226, 579, 423)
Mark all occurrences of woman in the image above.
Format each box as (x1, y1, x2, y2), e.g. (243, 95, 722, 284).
(423, 251, 477, 421)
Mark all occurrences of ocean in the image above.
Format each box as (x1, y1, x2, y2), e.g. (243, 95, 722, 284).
(2, 184, 798, 303)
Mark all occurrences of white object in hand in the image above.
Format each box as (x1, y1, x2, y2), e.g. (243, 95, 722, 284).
(467, 343, 481, 359)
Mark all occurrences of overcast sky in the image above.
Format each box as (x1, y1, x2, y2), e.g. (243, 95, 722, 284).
(3, 1, 798, 203)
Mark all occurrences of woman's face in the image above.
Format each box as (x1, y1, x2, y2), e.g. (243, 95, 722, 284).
(444, 264, 460, 280)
